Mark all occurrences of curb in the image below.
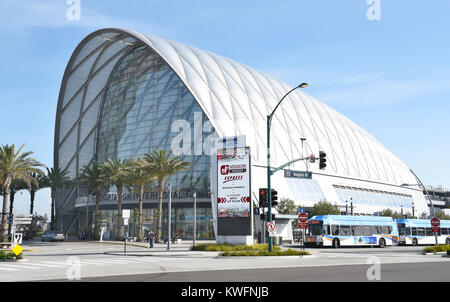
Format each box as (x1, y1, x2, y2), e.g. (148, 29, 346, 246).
(422, 251, 448, 255)
(216, 255, 315, 259)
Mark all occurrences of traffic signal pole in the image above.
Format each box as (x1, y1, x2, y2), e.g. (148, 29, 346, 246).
(267, 116, 273, 253)
(266, 84, 308, 253)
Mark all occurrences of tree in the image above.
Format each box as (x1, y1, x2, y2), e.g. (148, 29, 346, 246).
(434, 211, 450, 220)
(7, 179, 28, 235)
(311, 200, 340, 217)
(46, 167, 71, 231)
(28, 172, 50, 215)
(0, 144, 44, 239)
(127, 159, 156, 241)
(142, 150, 191, 243)
(79, 162, 109, 240)
(102, 158, 132, 240)
(276, 198, 299, 215)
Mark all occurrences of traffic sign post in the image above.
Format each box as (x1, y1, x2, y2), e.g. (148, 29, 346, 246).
(298, 212, 308, 250)
(431, 218, 440, 233)
(267, 221, 276, 237)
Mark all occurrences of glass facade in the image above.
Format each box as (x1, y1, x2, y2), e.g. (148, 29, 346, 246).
(97, 45, 217, 193)
(333, 185, 414, 208)
(74, 44, 219, 239)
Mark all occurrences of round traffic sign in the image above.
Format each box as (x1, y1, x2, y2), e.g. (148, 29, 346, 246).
(268, 222, 276, 232)
(298, 212, 308, 223)
(431, 218, 440, 227)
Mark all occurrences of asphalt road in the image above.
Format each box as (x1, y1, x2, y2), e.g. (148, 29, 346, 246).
(2, 240, 449, 282)
(52, 261, 450, 282)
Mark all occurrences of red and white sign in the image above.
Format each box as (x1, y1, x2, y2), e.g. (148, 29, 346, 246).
(431, 218, 440, 233)
(298, 223, 308, 229)
(217, 148, 251, 218)
(298, 213, 308, 223)
(267, 222, 276, 232)
(431, 218, 440, 227)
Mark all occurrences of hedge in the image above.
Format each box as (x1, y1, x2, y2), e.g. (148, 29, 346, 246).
(424, 244, 450, 254)
(0, 250, 23, 260)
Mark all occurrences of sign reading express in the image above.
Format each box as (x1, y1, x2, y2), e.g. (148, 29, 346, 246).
(217, 147, 251, 219)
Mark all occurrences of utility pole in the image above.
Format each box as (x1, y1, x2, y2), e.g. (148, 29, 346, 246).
(193, 191, 197, 247)
(167, 184, 171, 250)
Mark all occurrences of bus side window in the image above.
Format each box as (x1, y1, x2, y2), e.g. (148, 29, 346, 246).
(406, 227, 411, 236)
(374, 226, 382, 235)
(425, 228, 432, 236)
(362, 226, 372, 236)
(417, 228, 425, 236)
(411, 227, 417, 236)
(353, 225, 362, 236)
(442, 228, 449, 236)
(332, 225, 339, 236)
(341, 225, 351, 236)
(382, 226, 391, 234)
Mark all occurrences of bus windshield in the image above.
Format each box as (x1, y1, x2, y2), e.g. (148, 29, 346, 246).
(308, 222, 323, 236)
(397, 223, 406, 236)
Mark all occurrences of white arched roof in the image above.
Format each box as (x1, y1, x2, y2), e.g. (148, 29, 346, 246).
(55, 28, 417, 187)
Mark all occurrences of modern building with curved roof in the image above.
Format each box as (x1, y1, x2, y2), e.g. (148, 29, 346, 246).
(54, 28, 429, 239)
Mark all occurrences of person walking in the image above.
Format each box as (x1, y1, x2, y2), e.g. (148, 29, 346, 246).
(147, 230, 155, 248)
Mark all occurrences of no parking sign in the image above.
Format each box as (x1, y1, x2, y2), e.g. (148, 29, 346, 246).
(267, 221, 276, 237)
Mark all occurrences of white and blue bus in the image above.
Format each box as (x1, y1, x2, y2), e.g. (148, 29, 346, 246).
(396, 219, 450, 246)
(305, 215, 399, 248)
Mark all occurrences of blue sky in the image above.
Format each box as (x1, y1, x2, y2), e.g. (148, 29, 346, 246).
(1, 0, 449, 217)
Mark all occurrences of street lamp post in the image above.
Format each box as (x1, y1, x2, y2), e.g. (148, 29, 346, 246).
(401, 169, 438, 245)
(267, 83, 308, 252)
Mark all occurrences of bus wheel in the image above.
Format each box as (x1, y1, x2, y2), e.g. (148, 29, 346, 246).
(378, 238, 386, 248)
(412, 238, 418, 246)
(332, 238, 340, 248)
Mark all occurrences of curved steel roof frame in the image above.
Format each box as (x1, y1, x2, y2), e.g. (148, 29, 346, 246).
(54, 28, 417, 187)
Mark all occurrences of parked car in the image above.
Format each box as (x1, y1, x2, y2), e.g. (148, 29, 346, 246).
(41, 231, 65, 242)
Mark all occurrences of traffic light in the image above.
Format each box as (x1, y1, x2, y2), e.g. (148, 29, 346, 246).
(271, 189, 278, 207)
(319, 151, 327, 170)
(259, 188, 268, 208)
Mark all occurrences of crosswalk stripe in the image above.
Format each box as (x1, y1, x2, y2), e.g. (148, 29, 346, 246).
(40, 261, 87, 267)
(0, 264, 41, 270)
(23, 263, 66, 268)
(0, 266, 18, 271)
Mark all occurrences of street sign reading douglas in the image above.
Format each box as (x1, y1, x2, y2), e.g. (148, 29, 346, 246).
(284, 170, 312, 179)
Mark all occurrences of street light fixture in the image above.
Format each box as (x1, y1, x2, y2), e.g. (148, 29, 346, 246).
(401, 169, 438, 245)
(267, 82, 308, 252)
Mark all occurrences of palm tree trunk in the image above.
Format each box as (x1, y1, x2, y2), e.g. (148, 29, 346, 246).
(51, 188, 55, 230)
(94, 192, 100, 240)
(116, 185, 123, 241)
(1, 189, 10, 240)
(30, 189, 35, 215)
(156, 179, 165, 243)
(8, 191, 15, 236)
(137, 185, 144, 241)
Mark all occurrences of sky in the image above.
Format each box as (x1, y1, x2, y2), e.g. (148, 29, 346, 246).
(1, 0, 449, 218)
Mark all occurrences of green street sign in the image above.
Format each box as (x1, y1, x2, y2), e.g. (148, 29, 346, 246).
(284, 170, 312, 179)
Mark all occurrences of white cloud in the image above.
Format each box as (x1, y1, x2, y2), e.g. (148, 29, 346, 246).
(0, 0, 171, 35)
(264, 66, 450, 110)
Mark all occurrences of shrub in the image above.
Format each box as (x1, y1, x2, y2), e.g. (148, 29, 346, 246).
(220, 249, 311, 256)
(424, 245, 450, 254)
(191, 243, 281, 252)
(0, 250, 22, 260)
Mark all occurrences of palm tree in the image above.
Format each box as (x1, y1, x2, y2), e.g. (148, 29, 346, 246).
(28, 172, 50, 215)
(8, 179, 28, 235)
(0, 144, 44, 239)
(102, 158, 132, 240)
(142, 150, 191, 243)
(78, 162, 109, 240)
(127, 159, 156, 241)
(46, 167, 71, 231)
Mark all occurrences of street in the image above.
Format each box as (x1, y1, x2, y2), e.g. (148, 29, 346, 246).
(1, 240, 449, 282)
